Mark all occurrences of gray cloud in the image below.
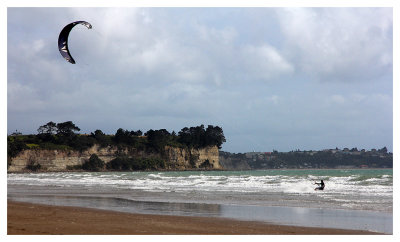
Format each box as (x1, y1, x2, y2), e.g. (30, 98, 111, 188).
(7, 7, 393, 152)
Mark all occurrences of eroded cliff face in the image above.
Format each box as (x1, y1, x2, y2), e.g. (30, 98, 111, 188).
(164, 146, 221, 170)
(7, 144, 221, 172)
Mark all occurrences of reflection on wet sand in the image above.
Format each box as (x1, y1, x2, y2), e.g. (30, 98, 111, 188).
(7, 186, 393, 234)
(8, 195, 223, 218)
(8, 194, 392, 234)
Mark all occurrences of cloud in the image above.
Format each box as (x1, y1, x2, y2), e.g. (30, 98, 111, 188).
(329, 94, 346, 105)
(241, 44, 294, 80)
(276, 8, 392, 82)
(196, 24, 238, 45)
(7, 7, 393, 152)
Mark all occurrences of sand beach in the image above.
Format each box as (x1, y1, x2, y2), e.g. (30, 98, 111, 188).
(7, 200, 382, 235)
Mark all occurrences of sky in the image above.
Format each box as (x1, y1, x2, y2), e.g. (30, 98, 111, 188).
(6, 6, 394, 153)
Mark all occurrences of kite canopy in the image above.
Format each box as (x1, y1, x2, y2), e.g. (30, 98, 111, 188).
(58, 21, 92, 64)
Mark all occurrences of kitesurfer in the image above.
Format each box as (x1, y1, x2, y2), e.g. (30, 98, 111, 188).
(314, 180, 325, 191)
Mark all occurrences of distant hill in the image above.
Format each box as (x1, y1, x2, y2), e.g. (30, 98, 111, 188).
(220, 148, 392, 170)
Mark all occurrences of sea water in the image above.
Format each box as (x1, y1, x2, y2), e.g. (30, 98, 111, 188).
(7, 169, 393, 233)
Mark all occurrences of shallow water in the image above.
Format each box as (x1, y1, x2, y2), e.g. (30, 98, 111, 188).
(8, 169, 393, 211)
(7, 169, 393, 234)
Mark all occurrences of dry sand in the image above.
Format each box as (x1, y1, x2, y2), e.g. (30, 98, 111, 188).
(7, 200, 381, 235)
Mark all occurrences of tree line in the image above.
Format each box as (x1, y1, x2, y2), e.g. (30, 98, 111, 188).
(7, 121, 226, 160)
(221, 149, 393, 169)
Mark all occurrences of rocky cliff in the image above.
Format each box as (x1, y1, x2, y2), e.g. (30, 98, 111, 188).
(7, 145, 221, 172)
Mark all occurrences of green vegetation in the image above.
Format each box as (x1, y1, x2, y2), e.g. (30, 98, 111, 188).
(64, 153, 166, 172)
(269, 149, 392, 168)
(221, 148, 393, 169)
(7, 136, 28, 158)
(8, 121, 226, 171)
(178, 125, 226, 149)
(106, 157, 165, 171)
(82, 154, 105, 171)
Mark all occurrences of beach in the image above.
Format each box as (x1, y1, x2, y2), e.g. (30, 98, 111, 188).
(7, 200, 381, 235)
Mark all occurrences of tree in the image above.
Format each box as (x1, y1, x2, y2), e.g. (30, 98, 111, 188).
(82, 154, 104, 171)
(114, 128, 127, 143)
(178, 127, 192, 147)
(145, 129, 171, 151)
(7, 136, 27, 158)
(205, 125, 225, 149)
(92, 129, 105, 137)
(177, 125, 205, 148)
(191, 125, 206, 147)
(130, 130, 143, 136)
(56, 121, 80, 136)
(178, 125, 226, 149)
(90, 129, 111, 147)
(106, 157, 131, 171)
(69, 135, 95, 151)
(37, 121, 57, 135)
(115, 128, 134, 144)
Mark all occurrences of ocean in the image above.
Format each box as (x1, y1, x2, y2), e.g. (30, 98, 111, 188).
(7, 169, 393, 234)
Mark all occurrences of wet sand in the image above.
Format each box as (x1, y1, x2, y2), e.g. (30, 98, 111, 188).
(7, 201, 381, 235)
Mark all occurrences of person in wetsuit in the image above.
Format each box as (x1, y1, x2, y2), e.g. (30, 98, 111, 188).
(314, 180, 325, 191)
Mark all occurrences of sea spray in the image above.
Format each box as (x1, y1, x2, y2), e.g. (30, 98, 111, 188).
(8, 169, 392, 212)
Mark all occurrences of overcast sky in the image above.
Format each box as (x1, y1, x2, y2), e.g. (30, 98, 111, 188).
(7, 7, 393, 153)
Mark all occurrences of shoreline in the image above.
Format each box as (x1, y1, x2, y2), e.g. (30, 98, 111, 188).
(6, 167, 392, 174)
(7, 200, 383, 235)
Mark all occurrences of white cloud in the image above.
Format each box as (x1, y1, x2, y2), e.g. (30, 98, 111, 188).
(196, 25, 238, 46)
(7, 82, 45, 112)
(330, 94, 346, 104)
(32, 39, 45, 53)
(7, 7, 393, 152)
(277, 8, 392, 82)
(62, 8, 297, 90)
(242, 44, 294, 80)
(351, 93, 367, 103)
(269, 95, 280, 105)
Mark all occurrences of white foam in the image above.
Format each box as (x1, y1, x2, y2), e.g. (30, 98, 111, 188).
(7, 170, 392, 212)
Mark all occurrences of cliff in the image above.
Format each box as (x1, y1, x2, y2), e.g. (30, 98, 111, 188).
(7, 145, 221, 172)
